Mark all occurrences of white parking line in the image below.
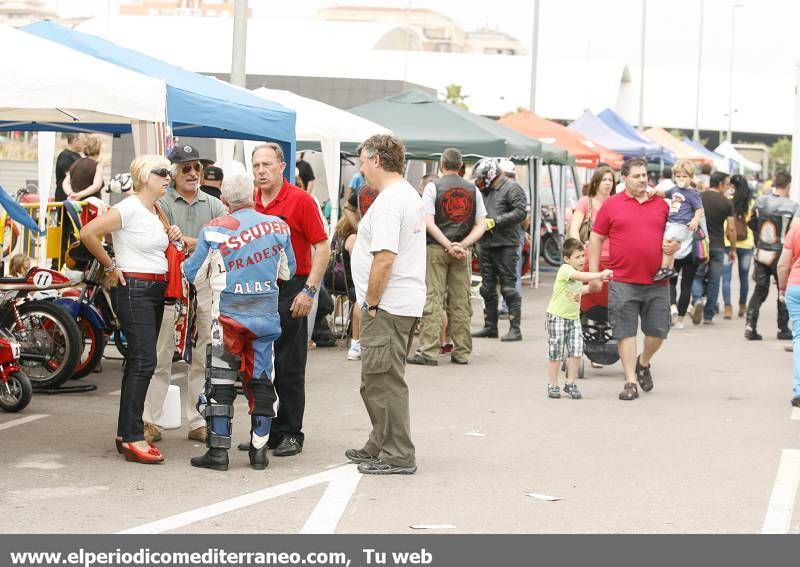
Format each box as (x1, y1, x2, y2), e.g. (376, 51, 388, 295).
(0, 414, 48, 432)
(762, 449, 800, 534)
(118, 463, 362, 534)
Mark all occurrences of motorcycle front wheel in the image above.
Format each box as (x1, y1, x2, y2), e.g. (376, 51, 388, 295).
(4, 301, 82, 389)
(0, 371, 32, 412)
(71, 317, 106, 380)
(542, 234, 563, 267)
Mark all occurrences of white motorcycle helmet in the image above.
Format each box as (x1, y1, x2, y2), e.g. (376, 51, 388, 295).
(107, 172, 132, 194)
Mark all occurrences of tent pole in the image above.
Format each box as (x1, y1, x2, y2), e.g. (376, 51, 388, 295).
(230, 0, 248, 164)
(531, 158, 541, 289)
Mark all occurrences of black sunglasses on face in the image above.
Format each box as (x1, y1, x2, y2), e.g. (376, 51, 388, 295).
(150, 168, 173, 179)
(181, 163, 203, 174)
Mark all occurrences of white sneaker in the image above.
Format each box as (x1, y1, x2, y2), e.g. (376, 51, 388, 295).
(674, 320, 685, 330)
(670, 304, 678, 326)
(347, 340, 362, 361)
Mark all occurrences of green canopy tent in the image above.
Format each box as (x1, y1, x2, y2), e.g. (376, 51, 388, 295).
(346, 90, 570, 164)
(347, 90, 573, 287)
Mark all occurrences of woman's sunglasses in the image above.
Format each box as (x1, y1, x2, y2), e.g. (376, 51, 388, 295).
(150, 168, 173, 179)
(180, 163, 203, 174)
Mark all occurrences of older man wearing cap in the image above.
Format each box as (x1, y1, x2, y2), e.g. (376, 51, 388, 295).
(142, 144, 227, 444)
(200, 166, 223, 200)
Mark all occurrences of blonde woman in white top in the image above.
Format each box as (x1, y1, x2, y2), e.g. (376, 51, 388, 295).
(80, 154, 182, 465)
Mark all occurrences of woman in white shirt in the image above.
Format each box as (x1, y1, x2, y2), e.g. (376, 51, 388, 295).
(80, 154, 182, 465)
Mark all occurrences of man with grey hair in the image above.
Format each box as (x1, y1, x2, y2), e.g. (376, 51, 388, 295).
(184, 173, 296, 471)
(248, 142, 329, 457)
(408, 147, 486, 366)
(143, 144, 226, 445)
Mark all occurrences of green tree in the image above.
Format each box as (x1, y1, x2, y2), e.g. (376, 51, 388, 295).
(442, 84, 469, 110)
(501, 106, 529, 118)
(669, 129, 685, 141)
(770, 137, 792, 169)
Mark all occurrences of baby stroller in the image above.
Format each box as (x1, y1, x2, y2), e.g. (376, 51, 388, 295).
(577, 277, 619, 378)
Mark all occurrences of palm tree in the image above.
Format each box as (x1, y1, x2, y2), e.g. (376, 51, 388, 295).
(442, 84, 469, 110)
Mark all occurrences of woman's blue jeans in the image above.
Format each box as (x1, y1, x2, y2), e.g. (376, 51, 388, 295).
(786, 286, 800, 400)
(722, 247, 753, 306)
(112, 278, 166, 442)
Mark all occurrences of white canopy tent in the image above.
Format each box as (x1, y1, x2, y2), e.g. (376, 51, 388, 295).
(715, 141, 763, 175)
(243, 87, 390, 230)
(0, 23, 167, 265)
(0, 23, 166, 128)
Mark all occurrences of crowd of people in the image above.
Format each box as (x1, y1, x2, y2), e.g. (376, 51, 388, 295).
(44, 128, 799, 475)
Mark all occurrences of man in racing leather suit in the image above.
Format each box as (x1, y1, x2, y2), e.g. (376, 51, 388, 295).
(183, 174, 296, 471)
(745, 171, 800, 341)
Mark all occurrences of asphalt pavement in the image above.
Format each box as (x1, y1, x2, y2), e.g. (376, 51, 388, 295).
(0, 271, 797, 534)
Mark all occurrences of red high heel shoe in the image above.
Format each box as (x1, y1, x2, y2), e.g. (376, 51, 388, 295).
(116, 437, 157, 454)
(121, 442, 164, 464)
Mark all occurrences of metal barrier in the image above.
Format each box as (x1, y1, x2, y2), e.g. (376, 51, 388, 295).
(0, 201, 94, 273)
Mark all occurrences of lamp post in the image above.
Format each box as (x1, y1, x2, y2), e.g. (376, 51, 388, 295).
(727, 2, 744, 143)
(638, 0, 647, 131)
(529, 0, 540, 112)
(693, 0, 704, 142)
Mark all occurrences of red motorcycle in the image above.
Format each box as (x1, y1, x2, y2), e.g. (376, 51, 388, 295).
(0, 326, 29, 412)
(0, 267, 82, 389)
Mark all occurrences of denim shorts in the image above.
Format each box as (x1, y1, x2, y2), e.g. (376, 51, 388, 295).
(608, 281, 670, 339)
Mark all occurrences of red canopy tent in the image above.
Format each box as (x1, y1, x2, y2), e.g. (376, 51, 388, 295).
(499, 111, 624, 170)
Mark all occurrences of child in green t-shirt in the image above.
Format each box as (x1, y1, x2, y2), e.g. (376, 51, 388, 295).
(546, 238, 613, 399)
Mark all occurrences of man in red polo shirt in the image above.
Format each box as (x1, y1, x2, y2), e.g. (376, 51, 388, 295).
(589, 157, 678, 401)
(244, 143, 330, 456)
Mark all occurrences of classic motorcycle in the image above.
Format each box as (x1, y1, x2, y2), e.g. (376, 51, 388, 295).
(56, 243, 126, 378)
(0, 326, 30, 412)
(0, 267, 82, 389)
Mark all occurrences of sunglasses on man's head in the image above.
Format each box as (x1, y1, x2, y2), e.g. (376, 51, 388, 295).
(180, 163, 203, 174)
(150, 168, 173, 179)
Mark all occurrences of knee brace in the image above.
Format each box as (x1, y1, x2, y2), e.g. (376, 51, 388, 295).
(196, 344, 238, 449)
(249, 371, 278, 418)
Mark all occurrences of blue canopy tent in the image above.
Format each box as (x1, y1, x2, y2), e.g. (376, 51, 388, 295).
(683, 138, 728, 171)
(14, 21, 297, 175)
(568, 110, 655, 158)
(597, 108, 674, 164)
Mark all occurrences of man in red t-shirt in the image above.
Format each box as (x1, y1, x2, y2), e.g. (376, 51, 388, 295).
(242, 143, 330, 457)
(589, 157, 678, 401)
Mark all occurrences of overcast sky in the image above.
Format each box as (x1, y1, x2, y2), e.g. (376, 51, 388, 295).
(46, 0, 799, 77)
(48, 0, 800, 88)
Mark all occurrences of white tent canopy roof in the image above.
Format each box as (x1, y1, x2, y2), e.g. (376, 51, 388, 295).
(251, 87, 390, 143)
(714, 141, 763, 173)
(0, 23, 166, 125)
(236, 87, 390, 234)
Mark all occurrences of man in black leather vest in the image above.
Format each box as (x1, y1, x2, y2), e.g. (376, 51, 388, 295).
(408, 148, 486, 366)
(745, 171, 800, 340)
(471, 158, 528, 342)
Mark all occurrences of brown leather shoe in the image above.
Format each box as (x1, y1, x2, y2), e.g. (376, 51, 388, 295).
(619, 382, 639, 401)
(143, 422, 162, 443)
(188, 426, 207, 442)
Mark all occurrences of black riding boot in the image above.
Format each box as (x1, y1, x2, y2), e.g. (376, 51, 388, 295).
(473, 301, 498, 338)
(190, 448, 229, 471)
(501, 306, 522, 342)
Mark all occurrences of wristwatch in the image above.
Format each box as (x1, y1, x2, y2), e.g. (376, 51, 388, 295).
(103, 260, 117, 273)
(302, 283, 318, 297)
(362, 302, 379, 312)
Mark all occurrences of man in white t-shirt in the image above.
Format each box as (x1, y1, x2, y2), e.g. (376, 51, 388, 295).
(655, 166, 675, 193)
(346, 134, 426, 475)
